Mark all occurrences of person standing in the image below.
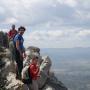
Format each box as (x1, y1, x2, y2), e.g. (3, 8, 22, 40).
(14, 26, 26, 79)
(8, 25, 17, 40)
(8, 25, 17, 61)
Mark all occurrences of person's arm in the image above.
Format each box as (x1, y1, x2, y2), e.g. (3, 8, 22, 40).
(21, 45, 26, 58)
(20, 37, 26, 58)
(22, 45, 25, 52)
(16, 40, 23, 56)
(16, 40, 26, 58)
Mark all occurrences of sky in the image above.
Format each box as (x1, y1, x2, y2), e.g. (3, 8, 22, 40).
(0, 0, 90, 48)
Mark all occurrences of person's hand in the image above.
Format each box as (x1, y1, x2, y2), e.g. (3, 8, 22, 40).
(37, 75, 40, 78)
(23, 52, 26, 59)
(36, 64, 39, 67)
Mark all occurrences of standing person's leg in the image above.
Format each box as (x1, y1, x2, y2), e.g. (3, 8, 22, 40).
(15, 49, 23, 79)
(16, 60, 23, 79)
(32, 80, 38, 90)
(18, 57, 23, 78)
(15, 52, 20, 79)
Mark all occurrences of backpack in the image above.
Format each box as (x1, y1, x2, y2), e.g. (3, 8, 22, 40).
(22, 67, 32, 84)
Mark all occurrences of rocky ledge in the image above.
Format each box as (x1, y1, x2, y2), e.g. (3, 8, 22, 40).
(0, 46, 68, 90)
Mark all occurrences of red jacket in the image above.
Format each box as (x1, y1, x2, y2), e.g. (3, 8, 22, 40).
(8, 29, 17, 39)
(29, 63, 39, 80)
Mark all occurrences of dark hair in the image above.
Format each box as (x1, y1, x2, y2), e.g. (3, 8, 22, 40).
(18, 26, 26, 31)
(33, 56, 38, 60)
(12, 24, 15, 27)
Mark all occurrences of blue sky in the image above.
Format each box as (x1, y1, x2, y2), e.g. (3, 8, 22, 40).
(0, 0, 90, 48)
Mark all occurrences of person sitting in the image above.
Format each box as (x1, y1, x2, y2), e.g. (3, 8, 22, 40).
(22, 56, 40, 90)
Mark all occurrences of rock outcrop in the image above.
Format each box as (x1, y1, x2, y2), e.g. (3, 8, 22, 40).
(0, 46, 68, 90)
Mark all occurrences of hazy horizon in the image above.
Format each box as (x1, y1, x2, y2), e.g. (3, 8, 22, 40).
(41, 48, 90, 90)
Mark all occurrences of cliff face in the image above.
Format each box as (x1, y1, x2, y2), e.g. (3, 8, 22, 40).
(0, 47, 7, 90)
(0, 46, 68, 90)
(0, 31, 9, 48)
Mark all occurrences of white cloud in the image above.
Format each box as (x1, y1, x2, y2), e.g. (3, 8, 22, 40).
(57, 0, 77, 7)
(23, 28, 90, 48)
(3, 17, 18, 24)
(77, 30, 90, 37)
(0, 0, 90, 27)
(25, 30, 68, 42)
(0, 0, 90, 48)
(0, 6, 5, 14)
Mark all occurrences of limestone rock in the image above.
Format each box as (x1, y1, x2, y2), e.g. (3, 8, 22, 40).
(0, 46, 68, 90)
(27, 46, 40, 53)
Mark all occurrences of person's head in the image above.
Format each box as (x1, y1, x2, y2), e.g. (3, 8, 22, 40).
(12, 24, 15, 30)
(32, 56, 38, 64)
(18, 26, 26, 35)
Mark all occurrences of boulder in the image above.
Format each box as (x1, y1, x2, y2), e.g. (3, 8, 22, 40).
(38, 56, 52, 88)
(27, 46, 40, 54)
